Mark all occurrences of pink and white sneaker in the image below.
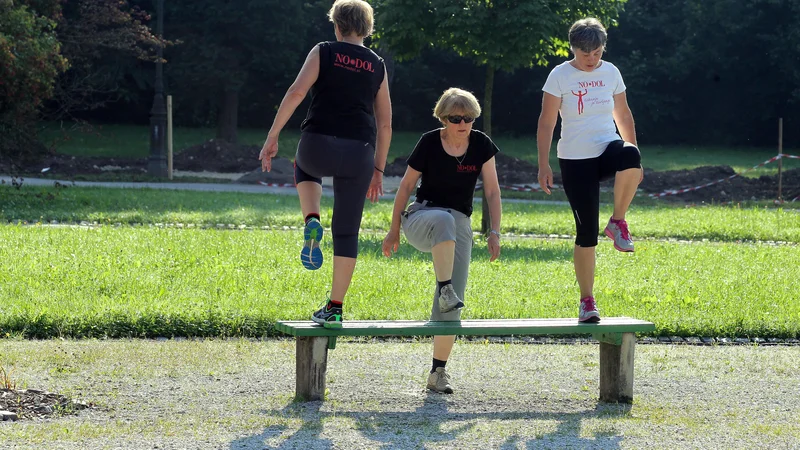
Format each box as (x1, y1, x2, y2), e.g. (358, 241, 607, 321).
(604, 217, 634, 252)
(579, 296, 601, 323)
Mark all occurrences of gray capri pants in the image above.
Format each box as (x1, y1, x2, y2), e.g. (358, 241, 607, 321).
(401, 201, 473, 321)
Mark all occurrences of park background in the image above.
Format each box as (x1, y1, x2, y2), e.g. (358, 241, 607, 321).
(1, 1, 800, 446)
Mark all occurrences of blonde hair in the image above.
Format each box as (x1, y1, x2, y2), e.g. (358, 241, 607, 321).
(433, 88, 482, 123)
(328, 0, 374, 38)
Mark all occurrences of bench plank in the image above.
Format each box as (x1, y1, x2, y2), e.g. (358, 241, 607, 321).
(275, 317, 655, 337)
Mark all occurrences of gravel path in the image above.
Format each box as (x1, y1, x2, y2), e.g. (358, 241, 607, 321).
(0, 339, 798, 449)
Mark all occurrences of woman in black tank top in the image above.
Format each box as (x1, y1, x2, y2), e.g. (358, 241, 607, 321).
(258, 0, 392, 329)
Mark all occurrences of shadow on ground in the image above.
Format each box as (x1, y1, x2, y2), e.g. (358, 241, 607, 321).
(230, 395, 631, 449)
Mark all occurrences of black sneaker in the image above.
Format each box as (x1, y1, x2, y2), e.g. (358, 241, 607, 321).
(311, 303, 343, 329)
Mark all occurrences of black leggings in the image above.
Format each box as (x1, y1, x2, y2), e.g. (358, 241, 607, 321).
(294, 132, 374, 258)
(559, 140, 641, 247)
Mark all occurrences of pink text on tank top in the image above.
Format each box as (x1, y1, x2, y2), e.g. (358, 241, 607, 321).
(334, 53, 375, 73)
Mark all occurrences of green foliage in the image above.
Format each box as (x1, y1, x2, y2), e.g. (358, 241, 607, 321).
(162, 0, 317, 134)
(375, 0, 624, 71)
(0, 0, 67, 165)
(612, 0, 800, 145)
(47, 0, 164, 119)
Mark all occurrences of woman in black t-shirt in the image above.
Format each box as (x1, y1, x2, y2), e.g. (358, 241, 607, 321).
(258, 0, 392, 329)
(382, 88, 502, 394)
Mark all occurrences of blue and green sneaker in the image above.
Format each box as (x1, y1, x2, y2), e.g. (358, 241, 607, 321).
(311, 302, 343, 329)
(301, 217, 324, 270)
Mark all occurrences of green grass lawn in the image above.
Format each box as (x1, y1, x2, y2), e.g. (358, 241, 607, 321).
(3, 186, 800, 241)
(1, 186, 799, 339)
(1, 225, 798, 339)
(38, 123, 800, 176)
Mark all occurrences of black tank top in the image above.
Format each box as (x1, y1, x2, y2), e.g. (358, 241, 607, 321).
(300, 41, 386, 146)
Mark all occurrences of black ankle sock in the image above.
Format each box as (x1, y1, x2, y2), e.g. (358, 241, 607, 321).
(305, 213, 320, 224)
(431, 358, 447, 373)
(436, 279, 452, 291)
(328, 299, 343, 309)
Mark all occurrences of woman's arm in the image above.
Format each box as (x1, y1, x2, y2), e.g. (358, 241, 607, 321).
(373, 70, 392, 173)
(259, 46, 320, 172)
(536, 92, 561, 194)
(382, 165, 421, 257)
(481, 156, 502, 262)
(267, 46, 320, 138)
(366, 70, 393, 202)
(612, 91, 637, 146)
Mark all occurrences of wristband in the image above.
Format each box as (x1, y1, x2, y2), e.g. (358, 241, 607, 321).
(374, 166, 384, 173)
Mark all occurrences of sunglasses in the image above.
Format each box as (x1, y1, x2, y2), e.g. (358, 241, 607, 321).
(446, 115, 475, 124)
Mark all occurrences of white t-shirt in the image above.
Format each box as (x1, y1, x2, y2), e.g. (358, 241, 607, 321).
(542, 60, 626, 159)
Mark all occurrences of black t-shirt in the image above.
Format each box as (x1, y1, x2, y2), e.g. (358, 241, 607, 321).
(407, 129, 500, 216)
(300, 41, 386, 146)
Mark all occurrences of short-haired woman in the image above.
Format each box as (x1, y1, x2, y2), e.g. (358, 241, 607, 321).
(383, 88, 502, 393)
(536, 18, 643, 323)
(260, 0, 392, 328)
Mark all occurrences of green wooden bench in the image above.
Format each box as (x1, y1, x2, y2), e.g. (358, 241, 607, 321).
(275, 317, 655, 404)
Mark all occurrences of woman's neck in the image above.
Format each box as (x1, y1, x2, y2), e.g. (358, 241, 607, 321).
(339, 36, 364, 46)
(441, 129, 469, 146)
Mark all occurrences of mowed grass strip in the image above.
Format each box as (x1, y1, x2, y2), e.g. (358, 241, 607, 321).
(2, 225, 798, 338)
(2, 186, 800, 242)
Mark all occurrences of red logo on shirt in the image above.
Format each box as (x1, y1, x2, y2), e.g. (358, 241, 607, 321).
(571, 89, 588, 115)
(457, 164, 478, 173)
(334, 53, 375, 73)
(572, 80, 606, 115)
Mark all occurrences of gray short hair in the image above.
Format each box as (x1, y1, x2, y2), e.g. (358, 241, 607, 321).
(569, 18, 607, 53)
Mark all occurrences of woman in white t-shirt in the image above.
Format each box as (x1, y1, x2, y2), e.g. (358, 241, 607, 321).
(536, 18, 643, 323)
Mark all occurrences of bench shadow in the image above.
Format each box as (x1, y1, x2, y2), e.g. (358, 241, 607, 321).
(229, 396, 631, 449)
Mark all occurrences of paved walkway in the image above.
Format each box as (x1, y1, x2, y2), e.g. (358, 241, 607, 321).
(1, 175, 569, 205)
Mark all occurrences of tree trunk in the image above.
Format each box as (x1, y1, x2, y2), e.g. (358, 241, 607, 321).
(217, 86, 239, 144)
(480, 65, 495, 234)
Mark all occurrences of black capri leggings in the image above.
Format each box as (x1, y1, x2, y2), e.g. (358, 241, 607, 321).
(559, 140, 641, 247)
(294, 132, 374, 258)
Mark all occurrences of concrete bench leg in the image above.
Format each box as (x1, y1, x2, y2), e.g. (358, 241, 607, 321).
(296, 336, 329, 401)
(598, 332, 635, 403)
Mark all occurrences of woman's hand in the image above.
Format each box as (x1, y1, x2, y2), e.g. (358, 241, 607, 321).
(259, 135, 279, 172)
(487, 233, 500, 262)
(367, 170, 383, 202)
(537, 164, 553, 195)
(382, 229, 400, 257)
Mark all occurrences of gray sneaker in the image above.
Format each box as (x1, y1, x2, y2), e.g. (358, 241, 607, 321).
(604, 217, 634, 252)
(438, 284, 464, 313)
(426, 367, 454, 394)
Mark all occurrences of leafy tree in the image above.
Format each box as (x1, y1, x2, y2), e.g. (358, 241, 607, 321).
(47, 0, 163, 119)
(612, 0, 800, 146)
(163, 0, 313, 144)
(0, 0, 67, 167)
(374, 0, 625, 231)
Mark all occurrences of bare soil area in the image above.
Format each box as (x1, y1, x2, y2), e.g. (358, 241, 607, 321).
(4, 142, 799, 202)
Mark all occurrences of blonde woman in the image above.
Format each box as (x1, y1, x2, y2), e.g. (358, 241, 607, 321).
(383, 88, 502, 393)
(259, 0, 392, 328)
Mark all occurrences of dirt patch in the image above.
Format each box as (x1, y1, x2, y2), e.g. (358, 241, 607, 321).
(173, 139, 260, 173)
(1, 388, 90, 421)
(3, 140, 798, 202)
(387, 152, 800, 202)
